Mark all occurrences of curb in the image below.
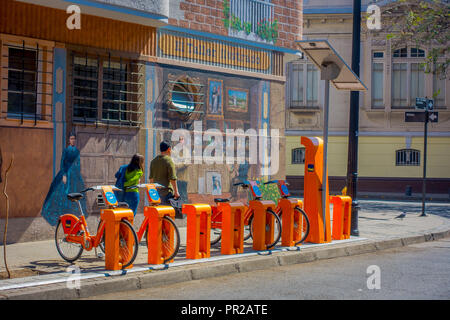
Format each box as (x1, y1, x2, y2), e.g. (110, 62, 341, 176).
(1, 229, 449, 300)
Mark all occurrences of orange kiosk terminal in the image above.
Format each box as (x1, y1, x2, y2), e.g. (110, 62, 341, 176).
(301, 136, 331, 243)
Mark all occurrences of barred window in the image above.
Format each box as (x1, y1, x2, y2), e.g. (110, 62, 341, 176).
(396, 149, 420, 166)
(292, 147, 305, 164)
(1, 39, 53, 124)
(71, 53, 143, 126)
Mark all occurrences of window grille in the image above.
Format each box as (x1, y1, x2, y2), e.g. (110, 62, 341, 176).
(396, 149, 420, 166)
(1, 41, 53, 124)
(70, 52, 144, 127)
(292, 147, 305, 164)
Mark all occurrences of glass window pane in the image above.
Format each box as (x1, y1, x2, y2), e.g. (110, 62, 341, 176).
(372, 62, 384, 108)
(306, 64, 318, 106)
(290, 63, 303, 105)
(392, 63, 407, 107)
(410, 63, 425, 102)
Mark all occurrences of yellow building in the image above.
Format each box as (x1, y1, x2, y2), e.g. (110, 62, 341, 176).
(285, 0, 450, 198)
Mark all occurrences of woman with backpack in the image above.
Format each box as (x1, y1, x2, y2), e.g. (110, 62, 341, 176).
(115, 154, 144, 216)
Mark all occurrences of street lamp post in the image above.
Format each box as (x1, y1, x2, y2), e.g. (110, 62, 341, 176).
(347, 0, 362, 236)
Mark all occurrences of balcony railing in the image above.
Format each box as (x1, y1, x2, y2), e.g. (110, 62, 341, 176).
(228, 0, 275, 42)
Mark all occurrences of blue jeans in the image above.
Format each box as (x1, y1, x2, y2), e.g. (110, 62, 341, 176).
(124, 191, 139, 216)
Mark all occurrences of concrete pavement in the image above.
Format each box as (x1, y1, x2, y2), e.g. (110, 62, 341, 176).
(0, 200, 449, 299)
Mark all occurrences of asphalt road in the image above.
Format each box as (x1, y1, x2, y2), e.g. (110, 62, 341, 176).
(86, 238, 450, 300)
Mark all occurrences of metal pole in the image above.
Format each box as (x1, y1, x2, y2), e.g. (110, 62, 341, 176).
(347, 0, 361, 236)
(322, 79, 330, 237)
(420, 109, 428, 217)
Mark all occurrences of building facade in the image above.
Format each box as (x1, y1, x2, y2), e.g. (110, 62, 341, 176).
(0, 0, 302, 243)
(286, 0, 450, 198)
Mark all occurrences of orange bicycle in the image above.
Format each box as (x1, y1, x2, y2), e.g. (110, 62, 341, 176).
(263, 180, 310, 245)
(55, 186, 138, 269)
(97, 184, 181, 263)
(210, 180, 282, 249)
(135, 183, 180, 263)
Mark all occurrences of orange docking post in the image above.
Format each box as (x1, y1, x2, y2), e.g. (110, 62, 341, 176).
(219, 202, 246, 255)
(279, 198, 304, 247)
(144, 205, 176, 264)
(101, 208, 135, 271)
(182, 204, 212, 259)
(250, 200, 277, 251)
(330, 195, 352, 240)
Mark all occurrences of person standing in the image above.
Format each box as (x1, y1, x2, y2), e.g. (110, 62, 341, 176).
(41, 132, 86, 226)
(149, 141, 180, 205)
(116, 154, 144, 216)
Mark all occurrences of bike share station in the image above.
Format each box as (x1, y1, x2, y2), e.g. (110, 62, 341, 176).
(9, 40, 369, 290)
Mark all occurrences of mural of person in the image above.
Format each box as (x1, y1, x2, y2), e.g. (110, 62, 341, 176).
(41, 132, 87, 226)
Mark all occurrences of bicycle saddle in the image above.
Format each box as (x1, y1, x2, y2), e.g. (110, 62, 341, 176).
(214, 198, 230, 203)
(67, 193, 84, 202)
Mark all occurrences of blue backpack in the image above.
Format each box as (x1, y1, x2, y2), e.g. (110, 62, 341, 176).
(114, 164, 128, 190)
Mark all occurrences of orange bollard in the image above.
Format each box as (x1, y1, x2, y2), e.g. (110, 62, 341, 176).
(101, 208, 135, 271)
(219, 202, 246, 255)
(250, 200, 276, 251)
(182, 204, 212, 259)
(144, 205, 176, 264)
(301, 136, 331, 244)
(330, 195, 352, 240)
(278, 198, 301, 247)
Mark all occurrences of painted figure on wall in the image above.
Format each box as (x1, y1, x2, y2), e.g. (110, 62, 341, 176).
(208, 79, 223, 116)
(41, 132, 87, 226)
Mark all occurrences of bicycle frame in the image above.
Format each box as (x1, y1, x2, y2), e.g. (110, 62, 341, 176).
(60, 185, 124, 250)
(132, 183, 173, 242)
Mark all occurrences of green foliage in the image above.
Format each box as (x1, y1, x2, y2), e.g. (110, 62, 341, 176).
(383, 0, 449, 79)
(256, 19, 278, 43)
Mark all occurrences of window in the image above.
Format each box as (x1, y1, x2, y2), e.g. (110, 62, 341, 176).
(396, 149, 420, 166)
(291, 147, 305, 164)
(391, 47, 426, 109)
(1, 37, 53, 124)
(371, 52, 384, 109)
(288, 61, 319, 108)
(7, 47, 37, 117)
(71, 53, 143, 126)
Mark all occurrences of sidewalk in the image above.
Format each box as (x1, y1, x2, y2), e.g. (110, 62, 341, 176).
(1, 201, 449, 299)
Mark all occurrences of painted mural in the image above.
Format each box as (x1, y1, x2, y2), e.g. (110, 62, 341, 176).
(41, 133, 87, 226)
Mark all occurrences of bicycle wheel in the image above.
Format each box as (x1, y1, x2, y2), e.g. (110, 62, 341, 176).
(145, 216, 180, 263)
(117, 219, 139, 269)
(243, 215, 253, 241)
(249, 208, 282, 249)
(97, 220, 105, 253)
(55, 220, 84, 263)
(293, 207, 310, 245)
(210, 228, 222, 246)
